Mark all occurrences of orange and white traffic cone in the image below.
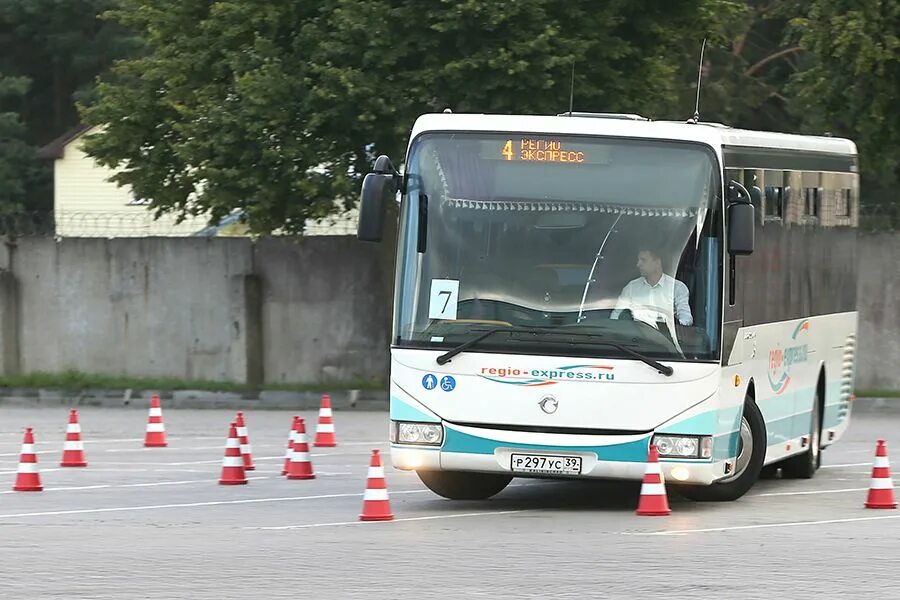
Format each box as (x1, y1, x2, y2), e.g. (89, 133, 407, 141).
(13, 427, 43, 492)
(219, 422, 248, 485)
(60, 408, 87, 467)
(360, 449, 393, 521)
(314, 393, 337, 447)
(235, 411, 255, 471)
(282, 416, 299, 476)
(865, 439, 897, 509)
(144, 394, 167, 447)
(286, 418, 315, 480)
(636, 444, 671, 516)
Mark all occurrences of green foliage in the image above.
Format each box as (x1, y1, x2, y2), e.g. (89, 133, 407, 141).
(0, 0, 140, 143)
(0, 73, 43, 215)
(676, 1, 802, 132)
(786, 0, 900, 189)
(0, 0, 139, 214)
(80, 0, 742, 235)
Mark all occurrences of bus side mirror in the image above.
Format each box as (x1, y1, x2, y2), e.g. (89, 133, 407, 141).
(357, 155, 400, 243)
(726, 180, 755, 256)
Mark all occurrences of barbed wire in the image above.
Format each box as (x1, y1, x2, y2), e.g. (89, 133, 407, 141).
(0, 211, 359, 238)
(0, 205, 893, 237)
(858, 203, 900, 232)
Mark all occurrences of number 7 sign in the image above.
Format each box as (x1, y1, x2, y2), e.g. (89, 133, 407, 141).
(429, 279, 459, 320)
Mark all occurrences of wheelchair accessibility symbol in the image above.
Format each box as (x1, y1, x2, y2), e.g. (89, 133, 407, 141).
(440, 376, 456, 392)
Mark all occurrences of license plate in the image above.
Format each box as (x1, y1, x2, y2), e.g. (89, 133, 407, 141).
(510, 453, 582, 475)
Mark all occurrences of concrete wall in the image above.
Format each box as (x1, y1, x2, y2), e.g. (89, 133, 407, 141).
(855, 233, 900, 390)
(0, 233, 895, 389)
(12, 238, 258, 382)
(255, 237, 392, 383)
(0, 236, 393, 385)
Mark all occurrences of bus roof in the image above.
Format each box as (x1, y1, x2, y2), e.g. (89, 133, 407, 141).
(409, 112, 858, 157)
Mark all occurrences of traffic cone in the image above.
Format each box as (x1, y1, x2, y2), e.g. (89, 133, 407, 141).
(314, 393, 337, 447)
(360, 449, 393, 521)
(636, 444, 671, 516)
(286, 418, 315, 480)
(235, 411, 255, 471)
(865, 439, 897, 509)
(144, 394, 168, 447)
(60, 408, 87, 467)
(282, 416, 299, 476)
(13, 428, 43, 492)
(219, 422, 248, 485)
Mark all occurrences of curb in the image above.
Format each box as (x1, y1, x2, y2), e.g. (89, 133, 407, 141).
(851, 397, 900, 413)
(0, 388, 389, 410)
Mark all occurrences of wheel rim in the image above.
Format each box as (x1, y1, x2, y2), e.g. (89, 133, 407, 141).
(721, 416, 753, 483)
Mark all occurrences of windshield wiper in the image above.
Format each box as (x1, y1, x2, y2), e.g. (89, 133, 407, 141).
(434, 326, 674, 376)
(435, 327, 517, 365)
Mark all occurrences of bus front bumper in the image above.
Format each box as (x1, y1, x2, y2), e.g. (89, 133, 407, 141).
(390, 422, 724, 486)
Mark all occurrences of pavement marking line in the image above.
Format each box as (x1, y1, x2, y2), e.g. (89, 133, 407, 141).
(0, 467, 65, 475)
(625, 514, 900, 536)
(250, 510, 532, 530)
(0, 489, 435, 520)
(821, 462, 873, 469)
(0, 476, 270, 495)
(0, 485, 111, 494)
(752, 487, 868, 497)
(0, 450, 58, 457)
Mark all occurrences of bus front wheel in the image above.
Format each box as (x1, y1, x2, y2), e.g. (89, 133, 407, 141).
(676, 398, 766, 502)
(416, 470, 513, 500)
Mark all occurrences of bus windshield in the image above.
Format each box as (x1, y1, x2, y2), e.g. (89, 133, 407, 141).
(393, 132, 723, 362)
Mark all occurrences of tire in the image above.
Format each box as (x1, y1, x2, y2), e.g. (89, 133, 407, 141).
(759, 464, 780, 480)
(416, 470, 513, 500)
(781, 386, 822, 479)
(677, 398, 766, 502)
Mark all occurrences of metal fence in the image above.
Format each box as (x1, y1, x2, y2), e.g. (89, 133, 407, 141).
(0, 204, 894, 238)
(0, 210, 359, 238)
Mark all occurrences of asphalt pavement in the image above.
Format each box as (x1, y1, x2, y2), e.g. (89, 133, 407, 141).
(0, 404, 897, 599)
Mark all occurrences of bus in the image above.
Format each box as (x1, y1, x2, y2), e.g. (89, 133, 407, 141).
(357, 111, 859, 501)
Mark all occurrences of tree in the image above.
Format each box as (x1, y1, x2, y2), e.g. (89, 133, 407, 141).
(81, 0, 743, 235)
(675, 1, 803, 133)
(0, 74, 44, 216)
(0, 0, 140, 145)
(786, 0, 899, 195)
(0, 0, 139, 217)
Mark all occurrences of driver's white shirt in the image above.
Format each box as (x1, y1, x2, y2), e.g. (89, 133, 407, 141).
(610, 274, 693, 327)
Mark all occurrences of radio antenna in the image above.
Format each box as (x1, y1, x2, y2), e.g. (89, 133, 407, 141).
(691, 38, 708, 123)
(568, 61, 575, 116)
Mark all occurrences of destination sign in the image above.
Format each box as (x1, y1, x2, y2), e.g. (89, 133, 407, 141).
(501, 138, 586, 164)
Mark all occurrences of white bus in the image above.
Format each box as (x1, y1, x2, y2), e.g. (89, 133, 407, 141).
(357, 111, 859, 501)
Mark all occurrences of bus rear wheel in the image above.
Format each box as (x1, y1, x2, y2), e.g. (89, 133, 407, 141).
(416, 470, 513, 500)
(781, 386, 822, 479)
(676, 398, 766, 502)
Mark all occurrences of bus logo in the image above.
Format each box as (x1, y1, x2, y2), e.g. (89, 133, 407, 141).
(768, 320, 810, 395)
(479, 364, 615, 387)
(538, 396, 559, 414)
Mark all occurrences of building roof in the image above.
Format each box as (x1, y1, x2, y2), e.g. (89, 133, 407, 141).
(37, 124, 93, 159)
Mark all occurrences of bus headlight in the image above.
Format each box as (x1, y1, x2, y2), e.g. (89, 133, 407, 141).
(652, 435, 712, 459)
(393, 421, 444, 446)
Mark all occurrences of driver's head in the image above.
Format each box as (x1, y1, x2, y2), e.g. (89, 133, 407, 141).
(636, 247, 663, 280)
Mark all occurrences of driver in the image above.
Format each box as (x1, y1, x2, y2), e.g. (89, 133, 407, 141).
(610, 246, 693, 328)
